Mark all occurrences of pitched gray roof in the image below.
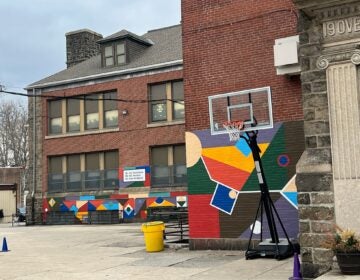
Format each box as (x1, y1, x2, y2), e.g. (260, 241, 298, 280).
(28, 24, 182, 88)
(97, 29, 153, 45)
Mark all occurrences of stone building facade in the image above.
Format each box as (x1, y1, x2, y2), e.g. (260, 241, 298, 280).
(294, 0, 360, 278)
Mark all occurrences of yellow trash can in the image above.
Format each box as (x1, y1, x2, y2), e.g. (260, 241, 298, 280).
(141, 221, 165, 252)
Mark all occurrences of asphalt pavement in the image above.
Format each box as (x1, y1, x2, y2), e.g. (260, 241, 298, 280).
(0, 223, 354, 280)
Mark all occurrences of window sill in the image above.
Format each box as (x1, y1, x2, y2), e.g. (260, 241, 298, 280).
(45, 127, 120, 139)
(147, 120, 185, 128)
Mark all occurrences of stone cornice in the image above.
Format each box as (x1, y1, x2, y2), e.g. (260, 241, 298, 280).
(293, 0, 358, 17)
(317, 4, 360, 21)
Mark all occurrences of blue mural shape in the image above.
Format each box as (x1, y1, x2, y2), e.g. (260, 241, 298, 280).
(80, 195, 95, 201)
(235, 137, 251, 156)
(282, 192, 298, 208)
(210, 184, 239, 215)
(277, 154, 290, 167)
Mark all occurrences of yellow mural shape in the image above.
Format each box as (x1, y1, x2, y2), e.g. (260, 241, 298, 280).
(149, 200, 176, 208)
(202, 144, 269, 173)
(96, 204, 106, 211)
(76, 212, 88, 221)
(186, 132, 203, 168)
(48, 198, 56, 207)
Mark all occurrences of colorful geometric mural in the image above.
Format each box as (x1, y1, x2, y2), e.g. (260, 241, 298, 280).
(42, 191, 187, 224)
(186, 121, 304, 239)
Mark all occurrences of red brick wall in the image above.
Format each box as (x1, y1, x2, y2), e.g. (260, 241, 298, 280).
(181, 0, 305, 246)
(181, 0, 303, 131)
(42, 70, 184, 191)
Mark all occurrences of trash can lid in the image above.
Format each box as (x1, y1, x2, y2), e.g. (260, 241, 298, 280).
(143, 221, 164, 227)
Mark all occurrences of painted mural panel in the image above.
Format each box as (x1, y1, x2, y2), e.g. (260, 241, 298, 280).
(186, 121, 304, 239)
(188, 194, 220, 238)
(42, 190, 187, 224)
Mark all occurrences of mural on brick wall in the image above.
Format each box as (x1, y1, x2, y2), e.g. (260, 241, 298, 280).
(186, 121, 303, 239)
(42, 191, 187, 224)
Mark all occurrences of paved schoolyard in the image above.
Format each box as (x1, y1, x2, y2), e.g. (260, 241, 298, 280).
(0, 223, 297, 279)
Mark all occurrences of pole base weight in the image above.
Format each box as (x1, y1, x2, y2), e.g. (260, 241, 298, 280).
(246, 238, 295, 260)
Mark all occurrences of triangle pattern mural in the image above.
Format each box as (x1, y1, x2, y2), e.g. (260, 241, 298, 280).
(148, 197, 176, 208)
(281, 175, 298, 209)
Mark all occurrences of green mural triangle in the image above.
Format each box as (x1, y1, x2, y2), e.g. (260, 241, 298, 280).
(188, 158, 217, 194)
(240, 168, 259, 192)
(177, 201, 186, 207)
(241, 125, 288, 192)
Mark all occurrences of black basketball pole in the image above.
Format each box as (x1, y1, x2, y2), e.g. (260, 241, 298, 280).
(242, 130, 294, 260)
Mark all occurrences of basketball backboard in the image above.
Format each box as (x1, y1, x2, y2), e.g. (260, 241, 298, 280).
(208, 86, 273, 135)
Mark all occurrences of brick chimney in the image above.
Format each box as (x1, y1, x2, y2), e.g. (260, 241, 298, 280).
(65, 29, 103, 68)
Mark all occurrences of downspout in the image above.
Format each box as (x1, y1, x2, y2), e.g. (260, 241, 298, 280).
(31, 88, 37, 224)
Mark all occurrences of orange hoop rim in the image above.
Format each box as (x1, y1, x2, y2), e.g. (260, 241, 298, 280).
(222, 120, 245, 141)
(222, 120, 245, 130)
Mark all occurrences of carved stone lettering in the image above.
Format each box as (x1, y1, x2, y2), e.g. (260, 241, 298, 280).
(323, 16, 360, 38)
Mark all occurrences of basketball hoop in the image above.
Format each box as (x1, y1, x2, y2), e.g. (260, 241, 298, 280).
(223, 120, 245, 141)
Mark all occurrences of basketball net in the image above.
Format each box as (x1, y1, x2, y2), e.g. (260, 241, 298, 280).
(223, 120, 245, 142)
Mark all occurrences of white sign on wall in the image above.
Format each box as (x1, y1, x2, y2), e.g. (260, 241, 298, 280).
(123, 169, 146, 182)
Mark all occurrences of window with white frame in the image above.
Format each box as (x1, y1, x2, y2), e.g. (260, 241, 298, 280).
(150, 83, 167, 122)
(116, 43, 126, 64)
(104, 42, 126, 67)
(149, 80, 184, 123)
(105, 46, 114, 67)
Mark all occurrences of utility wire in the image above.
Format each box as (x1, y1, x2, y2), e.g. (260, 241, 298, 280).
(0, 88, 184, 104)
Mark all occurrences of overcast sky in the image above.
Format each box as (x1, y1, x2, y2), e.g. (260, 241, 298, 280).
(0, 0, 181, 103)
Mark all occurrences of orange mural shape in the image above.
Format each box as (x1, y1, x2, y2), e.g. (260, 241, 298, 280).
(202, 156, 251, 191)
